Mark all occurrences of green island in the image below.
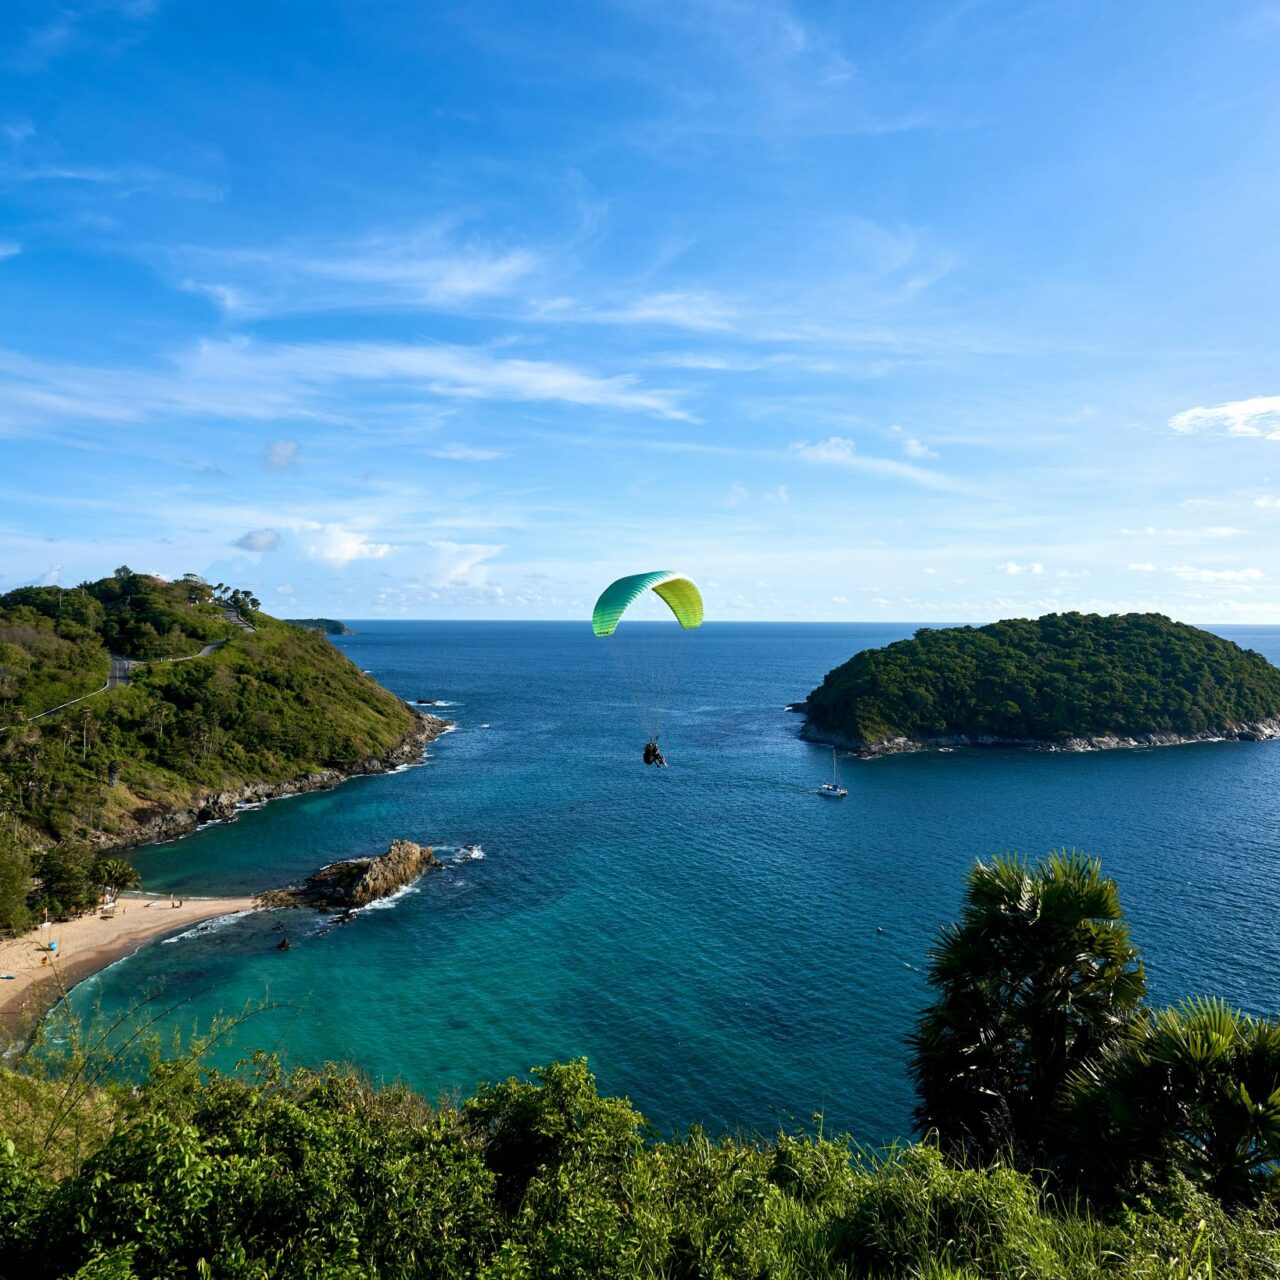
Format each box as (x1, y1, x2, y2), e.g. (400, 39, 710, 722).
(284, 618, 356, 636)
(0, 569, 441, 927)
(800, 612, 1280, 755)
(3, 850, 1279, 1278)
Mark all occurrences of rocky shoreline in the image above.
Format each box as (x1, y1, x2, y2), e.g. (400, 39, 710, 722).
(796, 711, 1280, 758)
(93, 709, 451, 853)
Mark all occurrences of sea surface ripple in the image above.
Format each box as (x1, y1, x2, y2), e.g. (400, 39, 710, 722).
(67, 622, 1280, 1141)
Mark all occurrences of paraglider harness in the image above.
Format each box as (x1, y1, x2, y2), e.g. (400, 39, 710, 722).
(643, 741, 667, 767)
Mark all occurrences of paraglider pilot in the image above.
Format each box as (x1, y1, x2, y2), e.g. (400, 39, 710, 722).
(643, 741, 667, 767)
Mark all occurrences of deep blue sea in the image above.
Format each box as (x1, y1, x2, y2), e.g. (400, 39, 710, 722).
(66, 622, 1280, 1142)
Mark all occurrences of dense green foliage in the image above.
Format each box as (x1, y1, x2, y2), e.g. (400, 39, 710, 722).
(803, 613, 1280, 745)
(1065, 998, 1280, 1206)
(285, 618, 355, 635)
(0, 571, 417, 879)
(911, 852, 1147, 1166)
(3, 1056, 1280, 1280)
(912, 852, 1280, 1210)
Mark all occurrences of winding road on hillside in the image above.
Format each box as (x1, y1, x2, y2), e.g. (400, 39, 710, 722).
(4, 633, 241, 734)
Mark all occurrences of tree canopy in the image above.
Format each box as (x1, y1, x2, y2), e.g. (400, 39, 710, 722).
(0, 572, 418, 873)
(803, 612, 1280, 747)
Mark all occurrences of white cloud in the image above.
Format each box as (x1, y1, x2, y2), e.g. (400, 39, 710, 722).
(1171, 565, 1265, 583)
(0, 242, 20, 261)
(793, 435, 857, 464)
(1255, 495, 1280, 509)
(430, 442, 505, 461)
(263, 440, 300, 470)
(232, 528, 282, 552)
(1127, 563, 1157, 572)
(724, 481, 751, 507)
(765, 484, 789, 503)
(1169, 395, 1280, 440)
(303, 523, 394, 566)
(423, 540, 504, 584)
(995, 561, 1044, 575)
(902, 436, 937, 460)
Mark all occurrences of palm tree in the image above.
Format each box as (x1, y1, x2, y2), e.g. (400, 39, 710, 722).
(91, 856, 141, 895)
(1063, 998, 1280, 1205)
(910, 850, 1146, 1165)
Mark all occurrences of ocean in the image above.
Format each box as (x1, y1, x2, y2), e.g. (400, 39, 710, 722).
(64, 622, 1280, 1142)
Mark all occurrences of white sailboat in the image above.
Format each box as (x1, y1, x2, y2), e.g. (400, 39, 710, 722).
(817, 747, 847, 797)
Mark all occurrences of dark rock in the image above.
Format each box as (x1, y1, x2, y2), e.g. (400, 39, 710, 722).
(799, 716, 1280, 758)
(256, 839, 439, 912)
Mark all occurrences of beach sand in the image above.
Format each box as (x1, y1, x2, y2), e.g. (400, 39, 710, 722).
(0, 895, 257, 1042)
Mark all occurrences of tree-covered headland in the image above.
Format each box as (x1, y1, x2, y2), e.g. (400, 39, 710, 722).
(803, 612, 1280, 751)
(0, 569, 421, 929)
(2, 850, 1277, 1278)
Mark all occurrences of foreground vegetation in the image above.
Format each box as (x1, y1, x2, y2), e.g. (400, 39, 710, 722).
(1, 850, 1276, 1278)
(3, 1054, 1279, 1280)
(802, 613, 1280, 747)
(0, 569, 418, 929)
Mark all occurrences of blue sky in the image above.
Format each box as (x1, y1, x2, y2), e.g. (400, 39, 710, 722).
(3, 0, 1280, 621)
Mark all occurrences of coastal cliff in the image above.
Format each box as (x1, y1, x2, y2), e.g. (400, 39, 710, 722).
(94, 709, 450, 852)
(800, 612, 1280, 758)
(0, 571, 440, 863)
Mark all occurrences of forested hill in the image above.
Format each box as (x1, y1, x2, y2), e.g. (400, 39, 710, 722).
(802, 612, 1280, 752)
(0, 569, 421, 858)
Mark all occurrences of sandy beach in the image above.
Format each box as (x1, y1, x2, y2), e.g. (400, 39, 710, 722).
(0, 895, 257, 1041)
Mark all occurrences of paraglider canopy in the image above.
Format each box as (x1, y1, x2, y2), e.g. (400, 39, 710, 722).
(592, 571, 704, 637)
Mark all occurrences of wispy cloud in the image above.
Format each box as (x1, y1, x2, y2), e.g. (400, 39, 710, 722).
(1171, 565, 1265, 583)
(232, 528, 282, 552)
(789, 435, 955, 489)
(430, 442, 505, 461)
(0, 337, 693, 427)
(538, 290, 736, 332)
(0, 242, 20, 260)
(1169, 395, 1280, 439)
(263, 440, 299, 470)
(173, 228, 539, 317)
(10, 1, 161, 72)
(995, 561, 1044, 575)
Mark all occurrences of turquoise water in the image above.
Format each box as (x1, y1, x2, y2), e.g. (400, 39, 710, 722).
(69, 623, 1280, 1141)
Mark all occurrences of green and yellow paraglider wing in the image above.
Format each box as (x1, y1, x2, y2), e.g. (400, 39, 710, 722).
(592, 571, 703, 637)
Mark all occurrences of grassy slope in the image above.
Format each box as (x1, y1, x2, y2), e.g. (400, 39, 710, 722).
(805, 612, 1280, 746)
(0, 575, 417, 851)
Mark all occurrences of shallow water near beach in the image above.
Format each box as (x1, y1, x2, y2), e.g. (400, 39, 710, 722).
(66, 622, 1280, 1141)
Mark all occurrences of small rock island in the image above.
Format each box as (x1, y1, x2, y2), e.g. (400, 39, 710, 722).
(257, 839, 439, 911)
(798, 612, 1280, 756)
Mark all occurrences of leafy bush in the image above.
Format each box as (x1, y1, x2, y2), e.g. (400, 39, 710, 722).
(4, 1054, 1280, 1280)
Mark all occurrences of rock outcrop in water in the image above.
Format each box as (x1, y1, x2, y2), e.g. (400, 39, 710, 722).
(256, 839, 439, 912)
